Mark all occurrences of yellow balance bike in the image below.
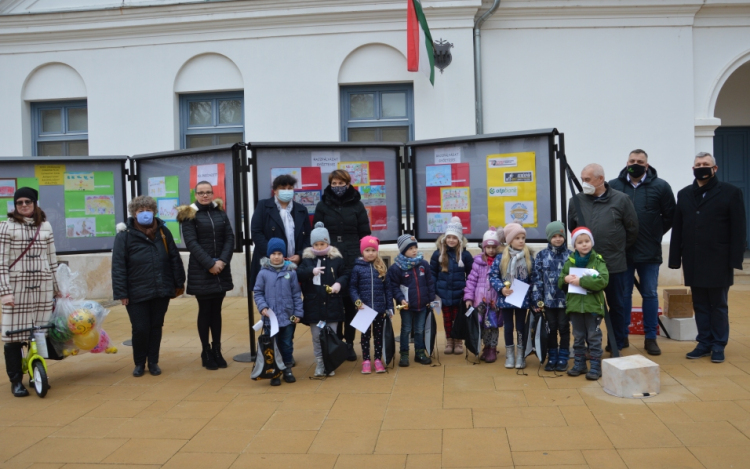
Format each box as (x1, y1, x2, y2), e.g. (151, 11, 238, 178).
(5, 324, 53, 398)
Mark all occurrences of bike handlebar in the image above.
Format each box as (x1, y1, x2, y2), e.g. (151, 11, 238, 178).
(4, 324, 54, 337)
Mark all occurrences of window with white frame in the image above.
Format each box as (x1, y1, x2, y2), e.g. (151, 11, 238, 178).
(180, 92, 244, 149)
(340, 84, 414, 142)
(31, 100, 88, 156)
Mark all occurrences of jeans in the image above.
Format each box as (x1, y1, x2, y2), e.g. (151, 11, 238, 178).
(310, 322, 338, 359)
(400, 308, 426, 352)
(126, 297, 170, 366)
(604, 271, 630, 348)
(622, 263, 660, 339)
(502, 308, 527, 346)
(545, 307, 570, 350)
(275, 324, 295, 365)
(570, 312, 603, 358)
(692, 286, 729, 352)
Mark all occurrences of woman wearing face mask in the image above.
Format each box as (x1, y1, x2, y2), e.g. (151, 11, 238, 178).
(112, 195, 185, 377)
(313, 169, 371, 361)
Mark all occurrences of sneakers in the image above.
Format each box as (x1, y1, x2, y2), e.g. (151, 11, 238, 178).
(374, 359, 386, 373)
(586, 358, 602, 380)
(686, 346, 711, 359)
(444, 338, 454, 355)
(283, 366, 296, 383)
(567, 354, 588, 377)
(415, 349, 432, 365)
(545, 348, 558, 372)
(504, 346, 514, 369)
(361, 360, 372, 374)
(314, 358, 326, 377)
(644, 338, 661, 356)
(399, 352, 409, 367)
(711, 350, 725, 363)
(453, 340, 464, 355)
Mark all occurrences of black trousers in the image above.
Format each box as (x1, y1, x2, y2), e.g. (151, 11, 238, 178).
(126, 297, 170, 366)
(337, 296, 357, 345)
(4, 343, 24, 384)
(196, 293, 225, 346)
(546, 308, 570, 350)
(692, 286, 730, 352)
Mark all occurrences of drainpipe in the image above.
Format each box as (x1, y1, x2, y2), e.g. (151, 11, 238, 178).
(474, 0, 501, 134)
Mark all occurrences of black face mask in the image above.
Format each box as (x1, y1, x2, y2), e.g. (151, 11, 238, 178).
(693, 166, 714, 180)
(627, 164, 647, 178)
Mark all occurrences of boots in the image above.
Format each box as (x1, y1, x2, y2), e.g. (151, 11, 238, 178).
(644, 338, 661, 356)
(202, 344, 218, 370)
(314, 358, 326, 377)
(485, 347, 497, 363)
(346, 343, 357, 362)
(556, 348, 570, 372)
(505, 346, 515, 369)
(586, 357, 602, 380)
(453, 340, 464, 355)
(515, 344, 526, 369)
(545, 348, 559, 372)
(480, 345, 488, 362)
(568, 354, 588, 377)
(212, 342, 228, 368)
(399, 351, 410, 367)
(444, 338, 454, 355)
(5, 343, 28, 397)
(283, 365, 296, 383)
(415, 349, 432, 365)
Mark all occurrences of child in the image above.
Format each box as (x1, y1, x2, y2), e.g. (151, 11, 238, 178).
(558, 227, 609, 380)
(531, 221, 573, 372)
(490, 223, 533, 369)
(464, 227, 503, 362)
(297, 222, 348, 377)
(387, 234, 436, 367)
(349, 236, 393, 374)
(430, 217, 474, 355)
(253, 238, 303, 386)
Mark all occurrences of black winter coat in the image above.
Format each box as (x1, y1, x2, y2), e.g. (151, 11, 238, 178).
(609, 166, 676, 264)
(668, 178, 746, 288)
(112, 218, 185, 303)
(297, 247, 349, 324)
(429, 236, 474, 307)
(312, 185, 371, 272)
(250, 197, 311, 288)
(387, 259, 436, 312)
(177, 200, 234, 297)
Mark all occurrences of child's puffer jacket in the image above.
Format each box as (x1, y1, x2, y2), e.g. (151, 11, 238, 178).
(349, 258, 393, 314)
(488, 253, 532, 309)
(531, 243, 572, 308)
(557, 249, 610, 316)
(387, 259, 436, 312)
(429, 235, 474, 307)
(463, 254, 497, 307)
(253, 258, 303, 328)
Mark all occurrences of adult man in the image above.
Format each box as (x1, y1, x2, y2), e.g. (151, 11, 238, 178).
(669, 152, 746, 363)
(569, 163, 639, 351)
(609, 150, 676, 355)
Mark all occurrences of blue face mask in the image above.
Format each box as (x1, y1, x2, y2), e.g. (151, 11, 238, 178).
(136, 211, 154, 225)
(277, 189, 294, 203)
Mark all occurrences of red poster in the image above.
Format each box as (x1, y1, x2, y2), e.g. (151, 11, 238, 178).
(424, 163, 471, 234)
(366, 205, 388, 232)
(190, 163, 227, 210)
(369, 161, 386, 185)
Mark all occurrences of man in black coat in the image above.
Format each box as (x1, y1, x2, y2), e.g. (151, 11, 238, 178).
(669, 152, 746, 364)
(609, 149, 676, 356)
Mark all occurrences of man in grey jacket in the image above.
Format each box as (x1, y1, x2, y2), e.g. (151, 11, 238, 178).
(569, 163, 639, 351)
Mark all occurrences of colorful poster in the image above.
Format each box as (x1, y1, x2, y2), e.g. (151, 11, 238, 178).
(65, 218, 96, 238)
(359, 185, 386, 206)
(64, 172, 95, 191)
(35, 165, 65, 185)
(158, 198, 179, 221)
(424, 162, 471, 234)
(0, 179, 16, 197)
(440, 187, 470, 212)
(148, 177, 166, 197)
(0, 199, 13, 222)
(487, 152, 537, 228)
(365, 206, 388, 231)
(190, 164, 226, 212)
(337, 161, 369, 185)
(270, 167, 301, 189)
(293, 190, 321, 214)
(165, 221, 181, 243)
(64, 172, 115, 238)
(85, 195, 115, 215)
(426, 165, 451, 187)
(17, 177, 40, 195)
(427, 213, 453, 234)
(148, 176, 181, 243)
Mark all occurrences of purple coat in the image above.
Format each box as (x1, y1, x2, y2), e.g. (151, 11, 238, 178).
(463, 254, 497, 306)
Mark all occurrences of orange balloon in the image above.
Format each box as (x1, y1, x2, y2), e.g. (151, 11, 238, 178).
(73, 329, 100, 350)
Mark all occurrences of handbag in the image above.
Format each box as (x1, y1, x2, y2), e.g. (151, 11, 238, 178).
(9, 224, 41, 270)
(159, 228, 184, 298)
(251, 332, 286, 380)
(320, 325, 348, 375)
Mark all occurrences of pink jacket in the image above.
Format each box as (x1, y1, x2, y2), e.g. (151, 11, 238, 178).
(463, 254, 497, 306)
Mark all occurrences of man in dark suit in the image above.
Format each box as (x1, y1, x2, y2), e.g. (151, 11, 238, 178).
(669, 152, 746, 363)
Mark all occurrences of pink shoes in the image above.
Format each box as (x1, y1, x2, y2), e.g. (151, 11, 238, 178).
(374, 359, 386, 373)
(362, 360, 372, 374)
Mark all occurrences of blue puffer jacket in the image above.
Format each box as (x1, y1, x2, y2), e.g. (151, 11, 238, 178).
(429, 235, 474, 307)
(349, 258, 393, 314)
(387, 258, 436, 312)
(253, 258, 304, 328)
(488, 250, 533, 309)
(531, 244, 572, 308)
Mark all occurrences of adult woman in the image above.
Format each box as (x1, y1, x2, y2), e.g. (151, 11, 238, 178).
(313, 169, 371, 360)
(0, 188, 58, 397)
(177, 181, 234, 370)
(112, 195, 185, 377)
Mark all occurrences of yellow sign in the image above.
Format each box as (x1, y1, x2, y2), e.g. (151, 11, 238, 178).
(35, 165, 65, 186)
(486, 152, 537, 228)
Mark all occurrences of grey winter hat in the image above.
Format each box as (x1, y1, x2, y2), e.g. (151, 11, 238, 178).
(397, 234, 418, 254)
(310, 221, 331, 245)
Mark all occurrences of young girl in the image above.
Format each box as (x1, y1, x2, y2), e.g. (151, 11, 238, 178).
(297, 222, 348, 377)
(387, 234, 436, 367)
(430, 217, 474, 355)
(531, 221, 572, 371)
(464, 227, 503, 363)
(559, 227, 609, 380)
(349, 236, 393, 374)
(490, 223, 533, 369)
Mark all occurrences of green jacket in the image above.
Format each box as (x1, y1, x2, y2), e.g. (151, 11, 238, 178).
(557, 249, 610, 316)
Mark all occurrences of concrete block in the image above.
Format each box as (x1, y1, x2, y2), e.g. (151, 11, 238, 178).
(659, 315, 698, 341)
(602, 355, 660, 399)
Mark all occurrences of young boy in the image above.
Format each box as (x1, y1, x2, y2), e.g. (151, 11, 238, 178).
(558, 227, 609, 380)
(531, 221, 572, 371)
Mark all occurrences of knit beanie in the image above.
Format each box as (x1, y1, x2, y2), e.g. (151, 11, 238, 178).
(545, 221, 566, 243)
(14, 187, 38, 204)
(397, 234, 418, 255)
(503, 223, 526, 245)
(267, 238, 286, 257)
(444, 216, 463, 240)
(482, 227, 501, 249)
(310, 221, 330, 245)
(571, 226, 594, 247)
(360, 235, 380, 254)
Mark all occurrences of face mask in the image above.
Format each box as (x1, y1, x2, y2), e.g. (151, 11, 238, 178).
(277, 189, 294, 203)
(693, 166, 714, 180)
(582, 182, 596, 195)
(136, 211, 154, 225)
(331, 185, 347, 197)
(627, 164, 646, 178)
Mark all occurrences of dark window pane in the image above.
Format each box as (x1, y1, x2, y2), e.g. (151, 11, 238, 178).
(189, 101, 213, 126)
(68, 140, 89, 156)
(187, 135, 214, 148)
(217, 133, 244, 145)
(38, 142, 63, 156)
(381, 127, 409, 142)
(382, 93, 407, 118)
(219, 100, 242, 125)
(349, 94, 374, 119)
(41, 109, 62, 133)
(67, 108, 88, 132)
(348, 128, 377, 142)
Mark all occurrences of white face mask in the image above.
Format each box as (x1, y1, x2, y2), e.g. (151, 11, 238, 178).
(582, 181, 602, 195)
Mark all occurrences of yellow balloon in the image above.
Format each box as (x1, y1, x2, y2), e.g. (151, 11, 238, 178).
(73, 329, 100, 350)
(68, 309, 96, 335)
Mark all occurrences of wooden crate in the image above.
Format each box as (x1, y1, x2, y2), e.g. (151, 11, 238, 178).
(663, 289, 693, 318)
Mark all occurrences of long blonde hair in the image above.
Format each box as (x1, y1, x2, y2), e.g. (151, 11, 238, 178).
(499, 244, 532, 279)
(441, 236, 463, 272)
(372, 254, 387, 278)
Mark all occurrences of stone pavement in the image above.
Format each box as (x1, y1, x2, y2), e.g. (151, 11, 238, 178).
(3, 288, 750, 468)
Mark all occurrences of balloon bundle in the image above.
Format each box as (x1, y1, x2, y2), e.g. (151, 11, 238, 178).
(47, 265, 118, 356)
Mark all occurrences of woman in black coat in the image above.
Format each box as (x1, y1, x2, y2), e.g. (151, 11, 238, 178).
(177, 181, 234, 370)
(112, 195, 185, 378)
(312, 169, 371, 360)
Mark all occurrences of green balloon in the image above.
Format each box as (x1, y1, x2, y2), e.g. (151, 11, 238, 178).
(49, 316, 73, 343)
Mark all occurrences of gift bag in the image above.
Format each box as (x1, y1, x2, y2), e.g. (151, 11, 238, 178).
(382, 315, 396, 366)
(251, 333, 286, 380)
(424, 306, 438, 357)
(320, 326, 348, 375)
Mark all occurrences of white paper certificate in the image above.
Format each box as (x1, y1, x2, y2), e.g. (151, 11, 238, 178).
(269, 311, 280, 337)
(568, 268, 589, 295)
(350, 305, 379, 333)
(505, 279, 530, 308)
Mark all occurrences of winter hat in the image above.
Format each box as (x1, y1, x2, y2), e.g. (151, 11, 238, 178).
(310, 221, 331, 245)
(397, 234, 418, 255)
(545, 221, 566, 243)
(503, 223, 526, 245)
(444, 216, 463, 240)
(14, 187, 38, 204)
(482, 226, 501, 249)
(571, 226, 594, 247)
(267, 238, 286, 257)
(360, 235, 380, 254)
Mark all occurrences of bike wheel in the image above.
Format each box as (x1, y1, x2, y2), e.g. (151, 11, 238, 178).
(31, 361, 48, 398)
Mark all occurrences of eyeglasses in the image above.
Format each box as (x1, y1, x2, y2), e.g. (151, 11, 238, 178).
(15, 200, 34, 206)
(196, 191, 213, 196)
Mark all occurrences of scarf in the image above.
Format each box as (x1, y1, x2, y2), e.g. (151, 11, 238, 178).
(485, 255, 495, 266)
(312, 246, 331, 257)
(274, 198, 296, 257)
(574, 250, 591, 267)
(269, 259, 286, 271)
(395, 252, 424, 270)
(692, 175, 718, 203)
(505, 247, 527, 281)
(134, 219, 157, 240)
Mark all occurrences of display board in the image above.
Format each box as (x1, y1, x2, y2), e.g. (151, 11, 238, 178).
(0, 156, 129, 254)
(252, 143, 403, 242)
(410, 130, 559, 243)
(132, 145, 243, 252)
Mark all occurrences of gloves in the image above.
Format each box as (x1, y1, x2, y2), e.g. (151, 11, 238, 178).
(1, 294, 14, 305)
(313, 267, 324, 276)
(330, 282, 341, 294)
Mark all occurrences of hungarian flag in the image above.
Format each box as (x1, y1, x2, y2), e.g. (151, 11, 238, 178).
(407, 0, 435, 85)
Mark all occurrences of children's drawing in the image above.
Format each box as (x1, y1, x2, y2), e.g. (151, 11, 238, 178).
(84, 195, 115, 215)
(427, 213, 453, 234)
(0, 179, 16, 197)
(358, 185, 386, 205)
(158, 198, 179, 221)
(338, 162, 369, 185)
(270, 168, 301, 189)
(66, 218, 96, 238)
(425, 165, 451, 187)
(440, 187, 470, 212)
(148, 177, 166, 197)
(64, 172, 95, 191)
(293, 190, 321, 213)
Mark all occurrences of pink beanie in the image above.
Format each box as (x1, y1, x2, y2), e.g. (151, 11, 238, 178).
(503, 223, 526, 244)
(360, 235, 380, 253)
